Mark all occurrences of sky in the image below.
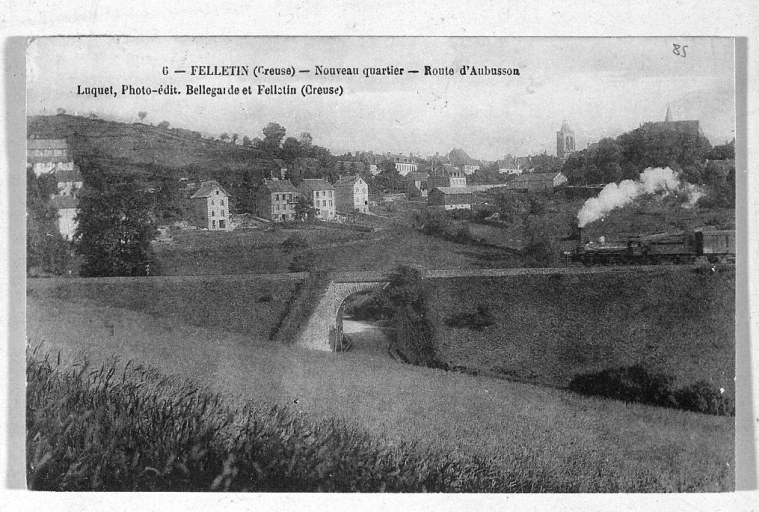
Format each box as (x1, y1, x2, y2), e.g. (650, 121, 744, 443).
(26, 37, 736, 160)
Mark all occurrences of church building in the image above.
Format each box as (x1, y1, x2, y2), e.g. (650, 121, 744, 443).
(556, 120, 576, 160)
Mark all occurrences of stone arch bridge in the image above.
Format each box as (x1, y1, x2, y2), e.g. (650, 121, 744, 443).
(296, 272, 390, 351)
(293, 266, 642, 351)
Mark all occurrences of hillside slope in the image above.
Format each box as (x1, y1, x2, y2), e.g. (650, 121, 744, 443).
(27, 114, 257, 171)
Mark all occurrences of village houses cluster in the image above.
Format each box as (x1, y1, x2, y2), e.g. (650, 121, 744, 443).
(28, 121, 574, 237)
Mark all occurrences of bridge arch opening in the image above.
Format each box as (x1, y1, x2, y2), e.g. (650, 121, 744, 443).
(335, 284, 390, 352)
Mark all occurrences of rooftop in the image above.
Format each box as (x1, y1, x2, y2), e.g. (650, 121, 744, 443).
(27, 139, 69, 150)
(259, 179, 299, 194)
(298, 178, 335, 193)
(191, 180, 229, 199)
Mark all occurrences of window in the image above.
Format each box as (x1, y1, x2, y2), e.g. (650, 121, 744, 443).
(221, 200, 224, 206)
(275, 194, 280, 201)
(211, 211, 215, 217)
(322, 200, 327, 207)
(221, 210, 225, 217)
(216, 190, 219, 195)
(329, 200, 332, 207)
(275, 205, 280, 211)
(212, 220, 216, 228)
(211, 200, 214, 205)
(316, 191, 320, 197)
(219, 220, 226, 229)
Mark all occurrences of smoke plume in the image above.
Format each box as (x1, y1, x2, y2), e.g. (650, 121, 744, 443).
(577, 167, 703, 227)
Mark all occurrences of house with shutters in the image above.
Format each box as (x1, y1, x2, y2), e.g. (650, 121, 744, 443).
(298, 178, 336, 220)
(256, 179, 300, 222)
(334, 175, 370, 213)
(190, 181, 231, 230)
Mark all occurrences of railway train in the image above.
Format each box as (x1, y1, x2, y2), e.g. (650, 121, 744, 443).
(564, 228, 735, 266)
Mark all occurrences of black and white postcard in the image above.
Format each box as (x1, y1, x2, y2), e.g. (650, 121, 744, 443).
(23, 36, 738, 494)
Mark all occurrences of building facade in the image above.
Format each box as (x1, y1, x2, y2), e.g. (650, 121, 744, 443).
(556, 121, 576, 160)
(428, 187, 474, 210)
(54, 167, 84, 197)
(334, 175, 370, 213)
(429, 168, 466, 189)
(190, 181, 231, 230)
(462, 164, 480, 175)
(298, 179, 336, 220)
(394, 162, 418, 176)
(256, 179, 300, 222)
(49, 195, 79, 241)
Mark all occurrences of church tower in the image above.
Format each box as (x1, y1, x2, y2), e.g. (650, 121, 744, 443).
(556, 120, 576, 159)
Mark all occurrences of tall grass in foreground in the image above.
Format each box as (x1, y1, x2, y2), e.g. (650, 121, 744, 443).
(27, 350, 552, 492)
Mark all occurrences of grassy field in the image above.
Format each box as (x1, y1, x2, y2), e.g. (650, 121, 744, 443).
(426, 267, 735, 399)
(27, 281, 733, 492)
(27, 276, 300, 340)
(154, 224, 521, 275)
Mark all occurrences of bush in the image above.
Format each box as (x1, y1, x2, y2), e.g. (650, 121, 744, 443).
(675, 381, 734, 416)
(568, 365, 733, 416)
(281, 233, 309, 254)
(288, 250, 317, 272)
(444, 304, 495, 331)
(568, 364, 675, 406)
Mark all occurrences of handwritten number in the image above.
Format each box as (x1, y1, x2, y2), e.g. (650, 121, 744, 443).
(673, 44, 687, 58)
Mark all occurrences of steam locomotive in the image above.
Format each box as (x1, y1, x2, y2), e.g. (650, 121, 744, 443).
(564, 228, 735, 266)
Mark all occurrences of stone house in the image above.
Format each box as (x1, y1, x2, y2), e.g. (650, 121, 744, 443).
(256, 179, 300, 222)
(428, 187, 474, 210)
(190, 181, 231, 230)
(298, 179, 336, 220)
(508, 171, 568, 192)
(334, 175, 370, 213)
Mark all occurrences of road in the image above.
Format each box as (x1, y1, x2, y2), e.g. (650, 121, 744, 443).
(341, 318, 391, 358)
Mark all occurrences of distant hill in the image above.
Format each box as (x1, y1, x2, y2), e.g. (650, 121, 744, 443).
(27, 114, 260, 175)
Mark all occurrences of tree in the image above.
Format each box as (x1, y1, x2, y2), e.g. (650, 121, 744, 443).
(281, 137, 302, 162)
(298, 132, 313, 149)
(75, 179, 157, 277)
(158, 121, 171, 130)
(242, 135, 253, 147)
(26, 169, 70, 275)
(137, 111, 148, 122)
(56, 107, 66, 115)
(522, 215, 555, 268)
(231, 133, 239, 145)
(262, 122, 287, 152)
(294, 196, 316, 221)
(219, 133, 230, 142)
